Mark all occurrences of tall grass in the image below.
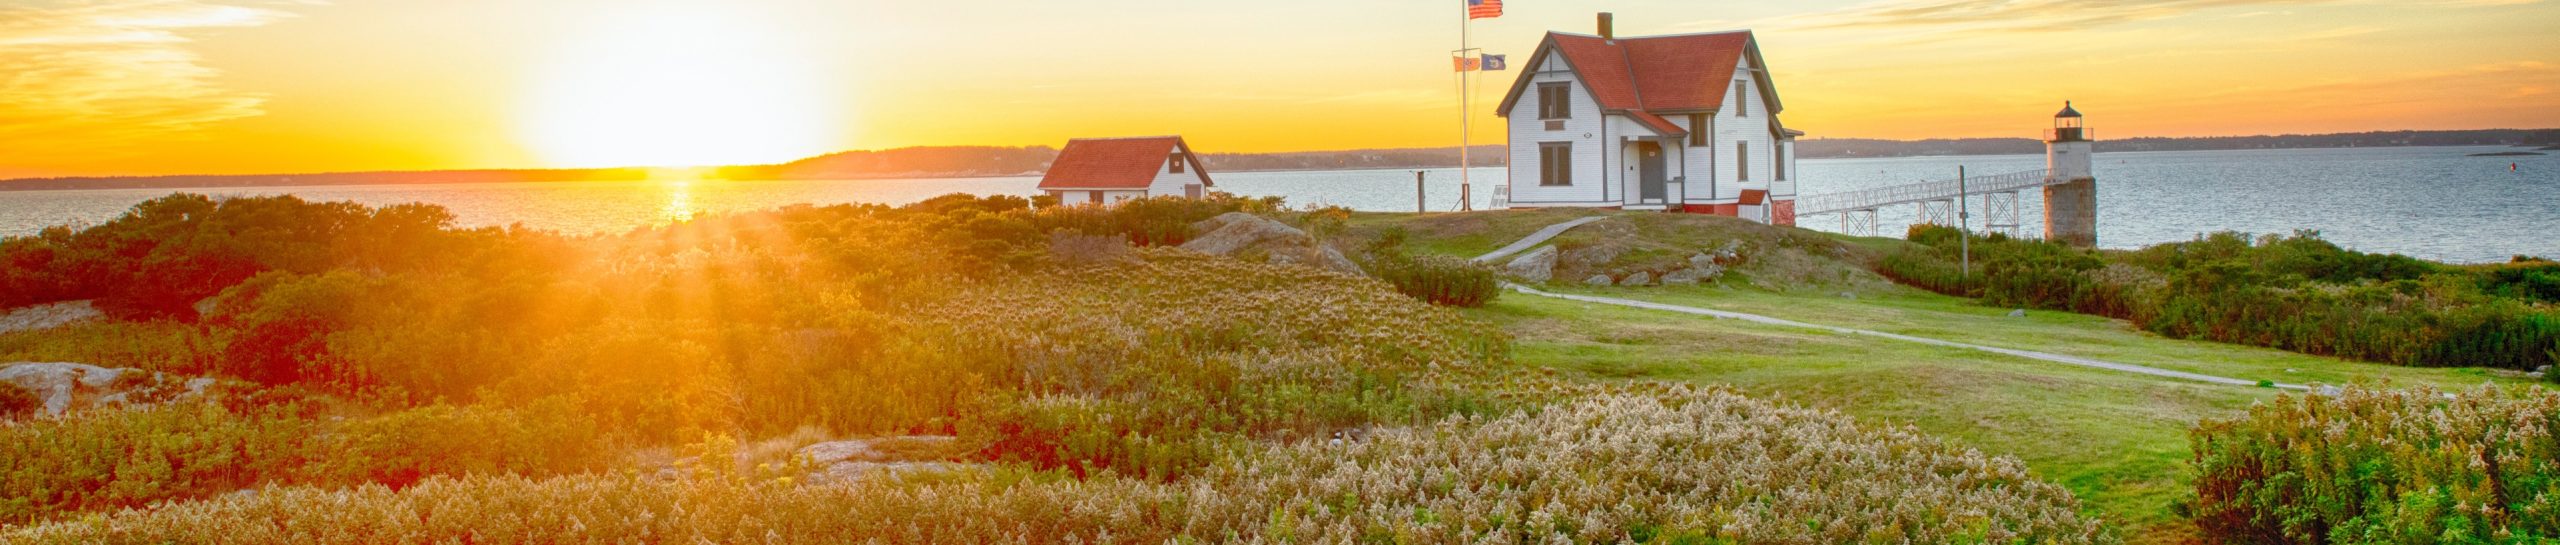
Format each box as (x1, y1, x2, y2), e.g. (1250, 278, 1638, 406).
(5, 387, 2116, 544)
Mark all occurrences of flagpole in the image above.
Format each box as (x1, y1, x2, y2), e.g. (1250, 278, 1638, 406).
(1458, 0, 1472, 211)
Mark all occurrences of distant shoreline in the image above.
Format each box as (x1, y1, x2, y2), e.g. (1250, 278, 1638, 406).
(5, 134, 2548, 193)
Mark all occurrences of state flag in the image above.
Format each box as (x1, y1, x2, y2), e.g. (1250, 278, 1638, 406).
(1481, 54, 1507, 71)
(1452, 56, 1482, 72)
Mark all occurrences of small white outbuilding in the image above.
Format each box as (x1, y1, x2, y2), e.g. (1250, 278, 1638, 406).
(1037, 136, 1214, 206)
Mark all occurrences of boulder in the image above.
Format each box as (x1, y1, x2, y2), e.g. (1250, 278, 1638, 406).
(0, 301, 102, 335)
(1181, 213, 1307, 255)
(2007, 309, 2027, 318)
(1661, 268, 1701, 285)
(1620, 272, 1653, 286)
(1189, 211, 1258, 234)
(0, 362, 213, 418)
(1504, 246, 1558, 283)
(800, 435, 962, 465)
(1180, 214, 1366, 276)
(1584, 274, 1613, 286)
(1688, 253, 1717, 271)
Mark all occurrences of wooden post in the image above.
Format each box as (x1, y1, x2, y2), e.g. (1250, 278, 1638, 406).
(1415, 171, 1427, 214)
(1959, 165, 1970, 281)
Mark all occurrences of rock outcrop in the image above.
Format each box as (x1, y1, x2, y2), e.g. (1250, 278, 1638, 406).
(1504, 246, 1558, 283)
(0, 362, 215, 418)
(1179, 213, 1363, 276)
(0, 301, 101, 335)
(797, 435, 969, 484)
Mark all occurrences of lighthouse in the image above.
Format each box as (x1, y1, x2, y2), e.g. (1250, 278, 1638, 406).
(2043, 102, 2097, 247)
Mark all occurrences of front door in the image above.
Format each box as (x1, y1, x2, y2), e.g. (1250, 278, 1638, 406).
(1637, 141, 1667, 202)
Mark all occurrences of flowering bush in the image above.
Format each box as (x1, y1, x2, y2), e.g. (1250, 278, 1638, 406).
(2186, 385, 2560, 543)
(4, 387, 2114, 544)
(1367, 253, 1503, 307)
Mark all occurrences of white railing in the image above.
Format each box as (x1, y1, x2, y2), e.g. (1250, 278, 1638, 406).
(1796, 168, 2052, 216)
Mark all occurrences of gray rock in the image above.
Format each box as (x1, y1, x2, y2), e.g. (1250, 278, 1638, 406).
(2007, 309, 2027, 318)
(1188, 211, 1258, 234)
(1584, 274, 1613, 286)
(1661, 268, 1701, 285)
(2316, 385, 2345, 396)
(1838, 292, 1858, 300)
(1, 362, 117, 416)
(815, 461, 963, 485)
(2537, 365, 2553, 374)
(1620, 272, 1653, 286)
(1179, 214, 1311, 256)
(0, 301, 101, 335)
(0, 362, 214, 418)
(1504, 246, 1558, 283)
(799, 436, 961, 465)
(1266, 245, 1365, 276)
(1688, 253, 1717, 271)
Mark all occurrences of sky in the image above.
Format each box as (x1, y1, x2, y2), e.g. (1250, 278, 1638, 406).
(2, 0, 2555, 178)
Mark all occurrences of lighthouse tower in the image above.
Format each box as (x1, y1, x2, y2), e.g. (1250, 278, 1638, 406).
(2043, 102, 2097, 246)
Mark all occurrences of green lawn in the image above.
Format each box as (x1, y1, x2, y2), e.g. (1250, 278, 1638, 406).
(1464, 285, 2525, 543)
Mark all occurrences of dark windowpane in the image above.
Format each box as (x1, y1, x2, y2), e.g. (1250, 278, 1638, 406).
(1738, 141, 1750, 181)
(1689, 114, 1708, 146)
(1169, 153, 1184, 174)
(1734, 81, 1749, 118)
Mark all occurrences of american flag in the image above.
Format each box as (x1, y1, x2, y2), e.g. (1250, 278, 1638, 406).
(1467, 0, 1502, 19)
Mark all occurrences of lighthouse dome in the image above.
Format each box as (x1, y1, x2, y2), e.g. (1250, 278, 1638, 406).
(2055, 101, 2084, 118)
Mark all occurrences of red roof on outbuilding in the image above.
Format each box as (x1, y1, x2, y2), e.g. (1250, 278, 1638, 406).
(1038, 136, 1208, 190)
(1739, 189, 1768, 206)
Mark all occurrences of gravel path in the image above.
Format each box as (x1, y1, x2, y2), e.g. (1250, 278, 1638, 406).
(1482, 217, 2301, 390)
(1470, 216, 1608, 263)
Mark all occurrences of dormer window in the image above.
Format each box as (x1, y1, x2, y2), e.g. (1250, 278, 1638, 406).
(1734, 80, 1749, 118)
(1168, 153, 1184, 174)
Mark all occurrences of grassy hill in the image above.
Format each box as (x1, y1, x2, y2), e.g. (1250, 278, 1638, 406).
(1351, 210, 2532, 542)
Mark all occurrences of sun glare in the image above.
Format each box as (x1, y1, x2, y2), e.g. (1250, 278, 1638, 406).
(518, 4, 839, 168)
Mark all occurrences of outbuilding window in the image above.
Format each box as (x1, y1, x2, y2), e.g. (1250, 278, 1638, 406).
(1688, 114, 1708, 146)
(1537, 83, 1570, 120)
(1539, 142, 1573, 186)
(1168, 153, 1184, 174)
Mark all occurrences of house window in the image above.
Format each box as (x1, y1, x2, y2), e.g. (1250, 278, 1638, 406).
(1733, 80, 1749, 118)
(1537, 82, 1570, 120)
(1088, 190, 1103, 203)
(1775, 142, 1788, 181)
(1688, 114, 1708, 146)
(1538, 142, 1572, 186)
(1737, 141, 1750, 181)
(1168, 153, 1184, 174)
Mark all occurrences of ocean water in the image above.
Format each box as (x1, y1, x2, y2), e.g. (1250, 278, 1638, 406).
(1, 146, 2551, 263)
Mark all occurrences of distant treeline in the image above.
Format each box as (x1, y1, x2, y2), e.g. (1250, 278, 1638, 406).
(10, 129, 2554, 191)
(1799, 128, 2560, 158)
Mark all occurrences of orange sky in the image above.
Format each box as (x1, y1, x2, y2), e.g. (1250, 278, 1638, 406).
(3, 0, 2555, 178)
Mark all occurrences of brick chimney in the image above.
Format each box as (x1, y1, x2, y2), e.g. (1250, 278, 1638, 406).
(1598, 12, 1614, 39)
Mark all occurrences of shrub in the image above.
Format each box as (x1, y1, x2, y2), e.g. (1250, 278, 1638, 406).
(2186, 385, 2559, 544)
(311, 399, 608, 488)
(1881, 229, 2560, 370)
(4, 388, 2116, 544)
(0, 401, 323, 525)
(0, 382, 38, 419)
(1369, 254, 1503, 307)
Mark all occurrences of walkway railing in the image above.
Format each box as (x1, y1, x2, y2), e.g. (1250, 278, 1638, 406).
(1796, 168, 2052, 217)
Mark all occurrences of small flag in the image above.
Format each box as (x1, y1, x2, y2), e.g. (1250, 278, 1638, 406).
(1481, 54, 1507, 71)
(1452, 56, 1481, 72)
(1467, 0, 1502, 19)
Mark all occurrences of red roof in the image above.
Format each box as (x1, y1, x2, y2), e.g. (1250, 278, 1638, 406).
(1739, 189, 1768, 206)
(1499, 30, 1763, 117)
(1038, 136, 1210, 190)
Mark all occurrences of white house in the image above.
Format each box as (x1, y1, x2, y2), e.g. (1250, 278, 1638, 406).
(1494, 15, 1801, 225)
(1038, 136, 1213, 206)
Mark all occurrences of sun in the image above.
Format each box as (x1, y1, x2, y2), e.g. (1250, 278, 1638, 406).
(517, 3, 840, 168)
